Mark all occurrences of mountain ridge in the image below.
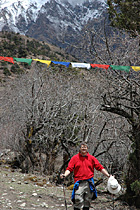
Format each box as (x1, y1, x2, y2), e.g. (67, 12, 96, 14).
(0, 0, 107, 49)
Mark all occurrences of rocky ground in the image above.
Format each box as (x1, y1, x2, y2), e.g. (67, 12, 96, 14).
(0, 150, 139, 210)
(0, 165, 138, 210)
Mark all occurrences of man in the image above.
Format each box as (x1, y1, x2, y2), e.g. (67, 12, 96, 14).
(60, 142, 111, 210)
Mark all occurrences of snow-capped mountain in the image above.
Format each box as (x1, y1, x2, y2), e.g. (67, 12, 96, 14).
(0, 0, 107, 48)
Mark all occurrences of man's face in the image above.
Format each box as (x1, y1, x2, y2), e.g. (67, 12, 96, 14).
(80, 144, 88, 155)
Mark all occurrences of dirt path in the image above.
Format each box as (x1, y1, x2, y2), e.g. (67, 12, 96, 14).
(0, 165, 137, 210)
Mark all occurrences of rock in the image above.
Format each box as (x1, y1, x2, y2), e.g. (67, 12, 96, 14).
(32, 193, 37, 196)
(11, 178, 16, 182)
(40, 202, 48, 208)
(17, 200, 23, 203)
(20, 202, 26, 207)
(17, 181, 21, 184)
(7, 204, 13, 209)
(24, 181, 29, 184)
(32, 204, 40, 207)
(38, 195, 42, 198)
(0, 152, 4, 157)
(61, 204, 65, 206)
(2, 193, 8, 196)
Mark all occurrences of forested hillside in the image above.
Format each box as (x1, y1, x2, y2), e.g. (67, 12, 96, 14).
(0, 31, 76, 80)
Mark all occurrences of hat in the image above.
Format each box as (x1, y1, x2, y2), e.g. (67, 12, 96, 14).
(107, 176, 121, 194)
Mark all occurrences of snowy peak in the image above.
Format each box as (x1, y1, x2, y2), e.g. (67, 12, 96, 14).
(0, 0, 107, 47)
(0, 0, 48, 32)
(0, 0, 48, 10)
(39, 0, 106, 30)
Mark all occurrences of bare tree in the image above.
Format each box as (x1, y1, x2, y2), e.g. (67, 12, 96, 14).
(57, 17, 140, 206)
(0, 64, 109, 173)
(80, 20, 140, 207)
(0, 57, 130, 182)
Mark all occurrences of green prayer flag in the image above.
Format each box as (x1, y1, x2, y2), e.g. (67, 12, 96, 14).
(110, 65, 130, 73)
(13, 57, 32, 65)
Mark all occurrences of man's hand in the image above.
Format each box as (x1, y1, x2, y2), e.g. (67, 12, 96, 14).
(60, 170, 70, 179)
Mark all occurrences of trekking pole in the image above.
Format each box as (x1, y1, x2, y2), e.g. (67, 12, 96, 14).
(112, 194, 115, 210)
(62, 178, 68, 210)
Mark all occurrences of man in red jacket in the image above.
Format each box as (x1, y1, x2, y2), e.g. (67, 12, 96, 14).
(60, 142, 111, 210)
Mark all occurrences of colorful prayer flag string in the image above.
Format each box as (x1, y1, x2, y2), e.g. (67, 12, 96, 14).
(0, 56, 140, 73)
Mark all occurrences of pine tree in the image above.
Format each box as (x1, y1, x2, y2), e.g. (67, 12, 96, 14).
(107, 0, 140, 35)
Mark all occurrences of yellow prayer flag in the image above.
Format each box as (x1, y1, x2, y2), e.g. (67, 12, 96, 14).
(33, 59, 51, 66)
(131, 66, 140, 71)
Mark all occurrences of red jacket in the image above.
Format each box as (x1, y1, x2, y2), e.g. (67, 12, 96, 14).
(66, 152, 104, 182)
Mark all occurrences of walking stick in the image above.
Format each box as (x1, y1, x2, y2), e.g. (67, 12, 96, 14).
(112, 194, 115, 210)
(62, 179, 68, 210)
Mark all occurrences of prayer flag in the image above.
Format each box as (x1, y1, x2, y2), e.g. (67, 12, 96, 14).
(110, 65, 130, 73)
(52, 61, 70, 67)
(13, 57, 32, 65)
(33, 59, 51, 66)
(71, 62, 91, 69)
(131, 66, 140, 71)
(0, 56, 14, 64)
(90, 64, 110, 70)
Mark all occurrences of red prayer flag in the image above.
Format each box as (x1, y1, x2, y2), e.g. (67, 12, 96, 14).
(91, 64, 110, 70)
(0, 56, 14, 64)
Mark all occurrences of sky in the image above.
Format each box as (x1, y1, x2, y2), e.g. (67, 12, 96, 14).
(67, 0, 86, 5)
(0, 0, 106, 10)
(67, 0, 105, 5)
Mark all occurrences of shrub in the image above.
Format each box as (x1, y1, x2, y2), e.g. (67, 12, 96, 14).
(3, 67, 11, 76)
(11, 64, 24, 74)
(131, 180, 140, 196)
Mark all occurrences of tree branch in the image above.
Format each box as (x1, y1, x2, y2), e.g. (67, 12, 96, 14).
(101, 104, 132, 123)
